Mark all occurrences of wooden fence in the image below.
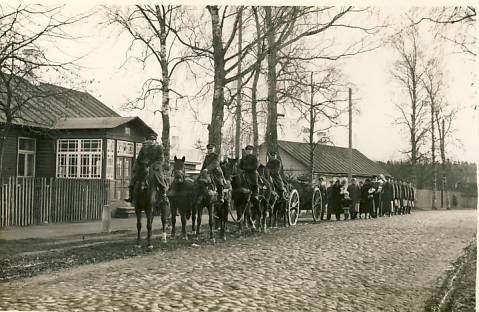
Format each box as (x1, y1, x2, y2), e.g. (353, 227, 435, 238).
(0, 177, 111, 228)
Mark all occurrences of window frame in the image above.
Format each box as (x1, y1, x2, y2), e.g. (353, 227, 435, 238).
(17, 137, 36, 177)
(56, 139, 103, 179)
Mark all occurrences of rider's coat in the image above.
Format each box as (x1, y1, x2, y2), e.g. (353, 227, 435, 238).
(201, 152, 225, 187)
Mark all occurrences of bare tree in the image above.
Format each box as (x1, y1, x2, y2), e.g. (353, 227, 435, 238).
(390, 26, 429, 186)
(262, 6, 383, 155)
(106, 5, 192, 171)
(169, 6, 264, 152)
(0, 5, 87, 175)
(422, 57, 445, 209)
(415, 7, 476, 56)
(435, 105, 458, 209)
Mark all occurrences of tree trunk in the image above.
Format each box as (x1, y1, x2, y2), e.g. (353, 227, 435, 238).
(208, 6, 226, 152)
(157, 6, 170, 172)
(234, 8, 243, 159)
(265, 7, 278, 155)
(251, 7, 261, 158)
(431, 99, 436, 209)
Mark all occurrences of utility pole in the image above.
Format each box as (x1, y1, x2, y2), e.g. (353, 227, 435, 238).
(348, 88, 353, 181)
(310, 72, 315, 185)
(431, 100, 437, 210)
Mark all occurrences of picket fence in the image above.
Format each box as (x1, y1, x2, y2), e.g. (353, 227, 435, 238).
(0, 177, 111, 228)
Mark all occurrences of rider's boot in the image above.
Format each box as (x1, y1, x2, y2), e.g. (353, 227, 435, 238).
(252, 185, 259, 201)
(217, 185, 224, 204)
(124, 185, 134, 203)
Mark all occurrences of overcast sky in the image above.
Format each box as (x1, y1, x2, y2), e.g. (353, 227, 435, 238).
(47, 3, 477, 163)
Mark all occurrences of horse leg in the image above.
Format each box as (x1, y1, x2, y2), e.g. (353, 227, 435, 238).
(181, 213, 188, 240)
(208, 204, 215, 242)
(171, 204, 177, 239)
(191, 206, 196, 235)
(146, 207, 154, 250)
(196, 205, 202, 239)
(161, 203, 167, 243)
(136, 208, 142, 248)
(221, 202, 227, 241)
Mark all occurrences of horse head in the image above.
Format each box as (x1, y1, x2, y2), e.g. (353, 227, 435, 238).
(221, 157, 239, 180)
(257, 163, 270, 180)
(172, 155, 186, 183)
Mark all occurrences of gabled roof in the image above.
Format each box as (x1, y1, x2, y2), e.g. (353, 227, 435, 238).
(269, 140, 390, 177)
(0, 79, 120, 128)
(53, 117, 136, 129)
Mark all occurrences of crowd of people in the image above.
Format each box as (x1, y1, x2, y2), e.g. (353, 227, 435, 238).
(317, 175, 416, 221)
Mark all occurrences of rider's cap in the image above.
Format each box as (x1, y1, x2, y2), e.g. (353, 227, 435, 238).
(206, 143, 216, 149)
(245, 145, 254, 151)
(146, 133, 157, 140)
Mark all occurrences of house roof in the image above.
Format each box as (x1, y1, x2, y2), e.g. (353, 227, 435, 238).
(269, 140, 390, 177)
(0, 81, 120, 128)
(0, 78, 156, 136)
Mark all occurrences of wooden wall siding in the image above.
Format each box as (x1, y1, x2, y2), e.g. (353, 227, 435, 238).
(1, 130, 20, 177)
(35, 138, 56, 177)
(0, 177, 110, 227)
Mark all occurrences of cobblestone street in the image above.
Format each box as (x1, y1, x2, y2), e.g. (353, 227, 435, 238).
(0, 210, 476, 312)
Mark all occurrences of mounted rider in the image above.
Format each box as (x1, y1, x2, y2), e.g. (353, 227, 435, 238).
(266, 151, 287, 200)
(238, 145, 259, 201)
(201, 143, 225, 203)
(125, 133, 169, 203)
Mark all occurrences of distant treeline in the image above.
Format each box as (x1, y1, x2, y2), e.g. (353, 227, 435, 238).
(377, 160, 477, 197)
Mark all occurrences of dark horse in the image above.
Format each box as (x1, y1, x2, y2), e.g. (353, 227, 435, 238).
(223, 158, 256, 233)
(132, 164, 170, 249)
(257, 164, 279, 232)
(168, 156, 195, 240)
(191, 169, 219, 242)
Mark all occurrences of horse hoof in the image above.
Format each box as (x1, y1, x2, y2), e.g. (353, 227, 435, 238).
(223, 236, 227, 241)
(137, 244, 141, 249)
(147, 245, 153, 250)
(210, 238, 216, 244)
(162, 233, 167, 242)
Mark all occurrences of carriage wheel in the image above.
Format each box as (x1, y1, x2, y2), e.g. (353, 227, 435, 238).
(311, 188, 322, 222)
(287, 189, 300, 226)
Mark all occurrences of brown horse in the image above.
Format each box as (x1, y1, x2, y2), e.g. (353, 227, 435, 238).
(192, 169, 217, 242)
(132, 164, 169, 249)
(168, 156, 195, 240)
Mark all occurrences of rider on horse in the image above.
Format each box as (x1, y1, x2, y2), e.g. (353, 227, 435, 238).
(201, 143, 225, 204)
(266, 151, 287, 200)
(239, 145, 259, 201)
(125, 133, 169, 203)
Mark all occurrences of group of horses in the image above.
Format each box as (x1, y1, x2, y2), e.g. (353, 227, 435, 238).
(131, 156, 293, 249)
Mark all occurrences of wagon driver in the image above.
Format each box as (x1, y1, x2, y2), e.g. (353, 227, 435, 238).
(239, 145, 259, 201)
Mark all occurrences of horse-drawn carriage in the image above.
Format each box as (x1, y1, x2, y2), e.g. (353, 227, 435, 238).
(286, 175, 324, 224)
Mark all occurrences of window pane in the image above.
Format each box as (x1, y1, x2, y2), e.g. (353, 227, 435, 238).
(92, 155, 101, 178)
(80, 155, 89, 178)
(69, 154, 78, 178)
(19, 138, 35, 151)
(26, 154, 35, 176)
(124, 158, 132, 179)
(57, 154, 67, 177)
(18, 153, 26, 176)
(116, 157, 123, 179)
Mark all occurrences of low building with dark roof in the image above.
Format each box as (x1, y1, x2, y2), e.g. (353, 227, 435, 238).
(258, 140, 390, 180)
(0, 79, 160, 200)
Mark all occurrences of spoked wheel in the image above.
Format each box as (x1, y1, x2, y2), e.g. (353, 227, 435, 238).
(287, 189, 300, 226)
(312, 188, 323, 222)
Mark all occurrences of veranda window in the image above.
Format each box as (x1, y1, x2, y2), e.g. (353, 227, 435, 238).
(17, 137, 36, 177)
(56, 139, 102, 179)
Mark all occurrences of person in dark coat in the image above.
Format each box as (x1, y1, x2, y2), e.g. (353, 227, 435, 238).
(239, 145, 259, 200)
(399, 179, 406, 215)
(409, 182, 415, 213)
(126, 134, 168, 203)
(201, 143, 225, 203)
(382, 176, 394, 217)
(331, 179, 342, 221)
(347, 178, 361, 220)
(266, 152, 287, 200)
(326, 180, 334, 220)
(360, 179, 371, 219)
(391, 178, 398, 215)
(319, 177, 328, 220)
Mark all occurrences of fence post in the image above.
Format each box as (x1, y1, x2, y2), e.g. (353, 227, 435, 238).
(101, 204, 111, 233)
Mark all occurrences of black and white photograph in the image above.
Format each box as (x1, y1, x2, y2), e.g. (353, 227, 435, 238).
(0, 2, 477, 312)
